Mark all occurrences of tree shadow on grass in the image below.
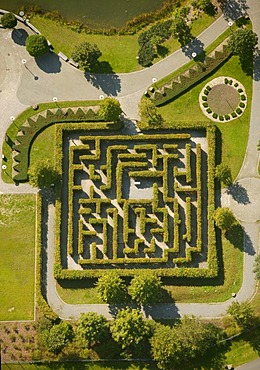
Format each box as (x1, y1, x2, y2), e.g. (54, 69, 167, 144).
(225, 224, 244, 251)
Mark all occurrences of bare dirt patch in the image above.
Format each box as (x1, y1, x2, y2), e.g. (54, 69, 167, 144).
(207, 84, 240, 115)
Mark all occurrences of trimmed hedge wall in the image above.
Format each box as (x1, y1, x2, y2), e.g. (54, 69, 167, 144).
(150, 40, 231, 106)
(53, 123, 218, 279)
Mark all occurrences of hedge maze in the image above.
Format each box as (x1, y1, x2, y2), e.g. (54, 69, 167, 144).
(55, 126, 217, 278)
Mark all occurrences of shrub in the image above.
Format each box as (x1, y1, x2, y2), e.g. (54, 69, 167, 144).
(96, 271, 127, 303)
(238, 88, 243, 93)
(231, 112, 237, 118)
(26, 34, 49, 57)
(224, 78, 229, 84)
(138, 41, 155, 67)
(98, 97, 122, 121)
(239, 102, 245, 108)
(225, 114, 230, 120)
(234, 82, 239, 87)
(202, 102, 208, 107)
(241, 94, 246, 101)
(236, 107, 242, 114)
(71, 42, 102, 70)
(214, 207, 237, 231)
(129, 272, 163, 304)
(219, 115, 224, 121)
(212, 112, 218, 119)
(206, 108, 212, 114)
(206, 85, 211, 91)
(202, 95, 207, 101)
(204, 89, 209, 95)
(1, 12, 17, 28)
(229, 79, 233, 85)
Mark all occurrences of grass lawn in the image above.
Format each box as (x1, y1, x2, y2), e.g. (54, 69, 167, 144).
(0, 194, 36, 320)
(30, 11, 219, 73)
(158, 55, 252, 180)
(30, 125, 56, 168)
(2, 362, 157, 370)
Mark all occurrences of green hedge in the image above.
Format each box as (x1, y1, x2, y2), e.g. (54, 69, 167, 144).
(150, 40, 231, 106)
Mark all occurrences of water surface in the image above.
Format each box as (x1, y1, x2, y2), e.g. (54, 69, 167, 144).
(0, 0, 164, 28)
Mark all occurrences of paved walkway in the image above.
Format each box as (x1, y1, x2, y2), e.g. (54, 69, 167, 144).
(0, 1, 259, 321)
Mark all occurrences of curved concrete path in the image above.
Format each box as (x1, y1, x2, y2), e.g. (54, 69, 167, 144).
(0, 1, 259, 320)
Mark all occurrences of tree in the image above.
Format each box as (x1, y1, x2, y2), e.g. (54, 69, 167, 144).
(26, 34, 49, 57)
(95, 271, 127, 303)
(171, 16, 192, 45)
(129, 272, 163, 305)
(28, 160, 61, 189)
(41, 321, 73, 354)
(253, 254, 260, 280)
(1, 12, 17, 29)
(110, 308, 151, 352)
(228, 29, 258, 58)
(71, 42, 102, 70)
(138, 42, 156, 67)
(150, 316, 225, 369)
(98, 97, 122, 121)
(139, 99, 164, 127)
(227, 301, 255, 328)
(215, 163, 232, 186)
(214, 207, 237, 231)
(76, 312, 108, 348)
(150, 324, 181, 370)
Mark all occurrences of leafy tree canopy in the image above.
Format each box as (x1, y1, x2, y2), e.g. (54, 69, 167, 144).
(228, 29, 258, 57)
(28, 160, 61, 189)
(227, 301, 255, 328)
(26, 34, 49, 57)
(1, 12, 17, 28)
(95, 271, 127, 303)
(214, 207, 237, 231)
(110, 308, 151, 352)
(71, 42, 102, 70)
(98, 97, 122, 121)
(215, 163, 232, 186)
(76, 312, 108, 348)
(41, 321, 73, 354)
(139, 99, 164, 127)
(129, 272, 163, 305)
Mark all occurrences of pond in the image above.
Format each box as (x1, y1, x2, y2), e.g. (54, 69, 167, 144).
(1, 0, 165, 28)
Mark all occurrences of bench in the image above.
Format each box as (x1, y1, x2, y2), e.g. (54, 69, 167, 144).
(69, 59, 79, 68)
(58, 52, 68, 62)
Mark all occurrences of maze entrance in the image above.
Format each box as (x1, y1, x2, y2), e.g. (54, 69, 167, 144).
(57, 127, 217, 278)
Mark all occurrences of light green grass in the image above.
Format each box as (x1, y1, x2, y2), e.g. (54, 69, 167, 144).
(30, 11, 219, 73)
(30, 125, 56, 168)
(2, 362, 156, 370)
(0, 194, 36, 320)
(158, 55, 252, 179)
(56, 281, 103, 304)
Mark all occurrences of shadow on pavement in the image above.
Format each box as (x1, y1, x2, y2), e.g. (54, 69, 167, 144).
(11, 28, 28, 46)
(181, 38, 205, 60)
(253, 51, 260, 81)
(35, 51, 62, 73)
(227, 182, 250, 204)
(244, 230, 256, 256)
(221, 0, 248, 20)
(84, 72, 121, 96)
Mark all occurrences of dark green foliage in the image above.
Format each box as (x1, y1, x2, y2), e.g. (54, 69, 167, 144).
(228, 29, 258, 57)
(139, 99, 164, 127)
(77, 312, 108, 348)
(138, 20, 172, 46)
(253, 255, 260, 280)
(215, 163, 232, 186)
(138, 41, 156, 67)
(151, 316, 226, 369)
(41, 321, 73, 354)
(1, 12, 17, 28)
(71, 42, 102, 70)
(28, 159, 60, 189)
(95, 271, 127, 303)
(227, 301, 255, 329)
(26, 34, 49, 57)
(171, 16, 192, 45)
(98, 97, 122, 121)
(110, 308, 151, 353)
(214, 207, 237, 231)
(129, 273, 163, 304)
